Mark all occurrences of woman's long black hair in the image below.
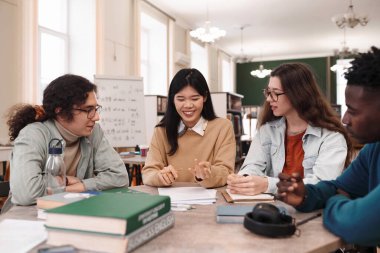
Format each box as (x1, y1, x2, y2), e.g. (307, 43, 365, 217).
(157, 68, 217, 155)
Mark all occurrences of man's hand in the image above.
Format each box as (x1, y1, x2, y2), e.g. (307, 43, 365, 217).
(227, 174, 268, 195)
(66, 176, 81, 185)
(276, 172, 306, 206)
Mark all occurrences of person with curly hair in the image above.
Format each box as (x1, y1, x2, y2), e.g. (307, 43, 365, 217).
(277, 46, 380, 248)
(227, 62, 352, 195)
(7, 74, 128, 206)
(142, 68, 235, 188)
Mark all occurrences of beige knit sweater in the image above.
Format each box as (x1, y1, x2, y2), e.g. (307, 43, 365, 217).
(142, 118, 236, 188)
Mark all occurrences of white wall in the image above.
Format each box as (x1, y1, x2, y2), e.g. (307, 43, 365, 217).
(208, 45, 219, 92)
(97, 0, 136, 77)
(0, 0, 22, 144)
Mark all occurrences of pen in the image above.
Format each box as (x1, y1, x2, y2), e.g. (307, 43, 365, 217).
(296, 212, 322, 226)
(171, 204, 195, 211)
(171, 204, 192, 209)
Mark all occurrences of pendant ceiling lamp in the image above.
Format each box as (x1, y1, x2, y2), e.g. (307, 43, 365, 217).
(190, 4, 226, 43)
(332, 0, 369, 29)
(235, 25, 253, 64)
(330, 27, 358, 72)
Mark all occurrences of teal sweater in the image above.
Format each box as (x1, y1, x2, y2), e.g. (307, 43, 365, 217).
(297, 142, 380, 246)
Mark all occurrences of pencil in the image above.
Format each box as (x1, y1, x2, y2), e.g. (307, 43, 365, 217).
(296, 212, 322, 226)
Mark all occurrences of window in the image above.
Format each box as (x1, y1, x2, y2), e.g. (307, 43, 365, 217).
(190, 40, 209, 82)
(37, 0, 95, 103)
(139, 4, 168, 96)
(221, 56, 233, 92)
(38, 0, 68, 102)
(336, 58, 353, 118)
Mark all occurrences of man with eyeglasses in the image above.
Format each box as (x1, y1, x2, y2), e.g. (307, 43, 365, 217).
(7, 74, 129, 207)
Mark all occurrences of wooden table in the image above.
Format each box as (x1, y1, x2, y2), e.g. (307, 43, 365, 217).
(0, 183, 344, 253)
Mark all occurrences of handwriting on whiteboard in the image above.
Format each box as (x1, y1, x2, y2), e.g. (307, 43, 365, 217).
(95, 77, 146, 147)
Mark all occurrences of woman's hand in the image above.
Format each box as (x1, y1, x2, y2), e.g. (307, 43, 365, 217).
(227, 174, 268, 195)
(158, 165, 178, 186)
(188, 159, 211, 181)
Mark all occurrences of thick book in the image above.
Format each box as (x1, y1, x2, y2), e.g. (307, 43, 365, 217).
(216, 205, 255, 224)
(45, 190, 171, 235)
(46, 211, 175, 253)
(36, 192, 99, 210)
(221, 189, 274, 203)
(36, 188, 138, 210)
(216, 205, 288, 224)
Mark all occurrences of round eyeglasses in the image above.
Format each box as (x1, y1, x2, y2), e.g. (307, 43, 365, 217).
(73, 105, 102, 119)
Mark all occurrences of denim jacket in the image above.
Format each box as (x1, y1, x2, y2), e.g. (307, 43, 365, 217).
(10, 120, 129, 205)
(238, 117, 347, 193)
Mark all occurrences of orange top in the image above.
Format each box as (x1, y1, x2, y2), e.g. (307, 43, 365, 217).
(282, 131, 305, 178)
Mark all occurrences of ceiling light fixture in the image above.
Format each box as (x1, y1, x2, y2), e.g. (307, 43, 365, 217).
(251, 63, 271, 78)
(190, 4, 226, 43)
(332, 0, 369, 29)
(251, 52, 271, 78)
(235, 25, 253, 64)
(330, 28, 358, 72)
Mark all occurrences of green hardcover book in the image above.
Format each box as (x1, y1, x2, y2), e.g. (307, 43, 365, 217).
(45, 191, 170, 236)
(37, 188, 142, 210)
(46, 212, 175, 253)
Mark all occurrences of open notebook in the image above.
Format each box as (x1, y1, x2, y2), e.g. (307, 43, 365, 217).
(221, 189, 274, 203)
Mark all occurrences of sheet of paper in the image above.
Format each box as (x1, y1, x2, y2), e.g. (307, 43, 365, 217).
(0, 219, 47, 253)
(158, 187, 217, 205)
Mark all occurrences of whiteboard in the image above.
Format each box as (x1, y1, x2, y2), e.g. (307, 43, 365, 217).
(94, 76, 146, 147)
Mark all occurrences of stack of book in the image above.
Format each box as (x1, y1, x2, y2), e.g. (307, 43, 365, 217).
(44, 189, 174, 253)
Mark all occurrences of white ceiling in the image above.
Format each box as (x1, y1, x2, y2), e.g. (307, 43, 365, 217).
(147, 0, 380, 61)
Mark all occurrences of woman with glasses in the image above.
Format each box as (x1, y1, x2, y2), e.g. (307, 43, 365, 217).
(142, 68, 236, 188)
(7, 74, 128, 206)
(227, 63, 352, 195)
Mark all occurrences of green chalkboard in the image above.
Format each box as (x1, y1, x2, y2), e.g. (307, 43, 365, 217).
(236, 57, 335, 106)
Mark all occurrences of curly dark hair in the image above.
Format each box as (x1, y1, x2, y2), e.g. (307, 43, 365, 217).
(345, 46, 380, 89)
(157, 68, 217, 155)
(7, 74, 97, 141)
(258, 63, 353, 167)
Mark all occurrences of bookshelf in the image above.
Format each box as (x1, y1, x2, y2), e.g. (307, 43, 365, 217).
(241, 105, 262, 158)
(144, 95, 168, 145)
(211, 92, 244, 171)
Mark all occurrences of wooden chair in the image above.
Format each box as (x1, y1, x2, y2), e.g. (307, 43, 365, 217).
(0, 162, 10, 212)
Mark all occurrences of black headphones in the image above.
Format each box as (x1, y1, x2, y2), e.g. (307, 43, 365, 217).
(243, 203, 296, 237)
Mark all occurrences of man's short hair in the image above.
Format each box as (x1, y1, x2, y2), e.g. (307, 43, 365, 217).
(345, 46, 380, 89)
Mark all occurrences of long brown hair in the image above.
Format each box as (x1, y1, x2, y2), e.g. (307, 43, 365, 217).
(258, 62, 353, 167)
